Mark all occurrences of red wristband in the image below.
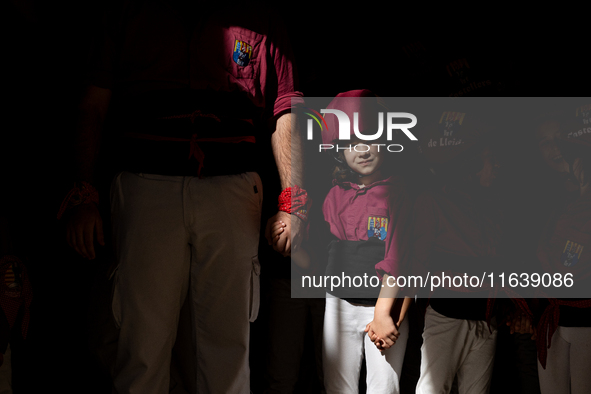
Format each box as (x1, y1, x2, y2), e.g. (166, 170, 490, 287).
(278, 185, 310, 221)
(57, 181, 99, 219)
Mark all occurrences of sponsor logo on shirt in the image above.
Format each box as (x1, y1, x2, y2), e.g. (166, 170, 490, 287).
(233, 40, 252, 67)
(568, 104, 591, 140)
(368, 216, 388, 241)
(3, 261, 22, 297)
(575, 104, 590, 118)
(446, 58, 498, 97)
(439, 111, 465, 136)
(425, 111, 466, 148)
(446, 58, 470, 78)
(561, 240, 584, 267)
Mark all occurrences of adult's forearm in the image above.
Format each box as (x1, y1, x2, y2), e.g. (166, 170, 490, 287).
(271, 112, 303, 189)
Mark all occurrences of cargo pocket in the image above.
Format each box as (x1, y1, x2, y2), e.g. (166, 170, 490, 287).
(111, 268, 122, 329)
(247, 171, 263, 209)
(249, 255, 261, 322)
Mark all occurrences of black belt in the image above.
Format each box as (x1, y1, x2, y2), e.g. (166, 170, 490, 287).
(113, 116, 262, 177)
(325, 238, 386, 305)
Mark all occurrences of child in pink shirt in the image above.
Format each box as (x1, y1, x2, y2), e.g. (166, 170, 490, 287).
(272, 90, 413, 393)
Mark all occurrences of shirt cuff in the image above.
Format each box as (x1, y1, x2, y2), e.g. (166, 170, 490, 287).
(273, 91, 304, 118)
(375, 258, 399, 281)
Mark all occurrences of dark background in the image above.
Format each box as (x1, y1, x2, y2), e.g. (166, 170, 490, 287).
(2, 0, 589, 392)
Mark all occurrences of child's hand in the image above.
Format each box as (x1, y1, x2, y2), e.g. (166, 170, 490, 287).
(364, 321, 385, 351)
(271, 221, 286, 242)
(271, 221, 289, 255)
(364, 314, 400, 352)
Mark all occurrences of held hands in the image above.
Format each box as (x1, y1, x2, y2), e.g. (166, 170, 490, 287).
(265, 211, 303, 257)
(269, 220, 288, 251)
(506, 311, 536, 340)
(366, 279, 409, 352)
(65, 203, 104, 260)
(364, 313, 401, 353)
(268, 219, 311, 268)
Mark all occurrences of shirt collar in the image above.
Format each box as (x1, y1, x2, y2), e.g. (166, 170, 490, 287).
(333, 175, 398, 190)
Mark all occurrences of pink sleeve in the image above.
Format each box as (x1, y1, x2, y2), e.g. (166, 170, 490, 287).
(322, 188, 335, 234)
(322, 187, 345, 240)
(375, 187, 413, 280)
(268, 17, 304, 118)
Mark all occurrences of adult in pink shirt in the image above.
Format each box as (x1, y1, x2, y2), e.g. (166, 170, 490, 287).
(62, 3, 303, 393)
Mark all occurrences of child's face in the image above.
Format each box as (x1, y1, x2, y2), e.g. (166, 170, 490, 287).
(343, 139, 385, 185)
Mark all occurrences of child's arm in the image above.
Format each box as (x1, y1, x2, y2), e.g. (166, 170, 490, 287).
(370, 297, 412, 351)
(365, 186, 414, 350)
(364, 274, 411, 350)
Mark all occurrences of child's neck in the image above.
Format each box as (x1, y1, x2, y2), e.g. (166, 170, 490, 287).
(357, 170, 385, 186)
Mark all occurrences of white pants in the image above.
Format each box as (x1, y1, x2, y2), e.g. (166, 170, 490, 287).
(110, 171, 263, 394)
(416, 306, 497, 394)
(322, 293, 409, 394)
(538, 326, 591, 394)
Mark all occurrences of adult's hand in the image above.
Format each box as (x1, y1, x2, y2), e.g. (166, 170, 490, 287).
(265, 211, 303, 257)
(506, 311, 535, 337)
(65, 203, 104, 260)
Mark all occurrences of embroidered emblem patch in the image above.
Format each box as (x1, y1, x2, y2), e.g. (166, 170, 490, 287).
(368, 216, 388, 241)
(438, 111, 466, 137)
(233, 40, 252, 67)
(561, 240, 584, 267)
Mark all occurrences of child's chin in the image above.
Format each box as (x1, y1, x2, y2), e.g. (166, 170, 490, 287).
(358, 169, 375, 177)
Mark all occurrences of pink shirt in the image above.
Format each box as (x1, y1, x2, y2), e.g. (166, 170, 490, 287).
(322, 175, 412, 279)
(88, 3, 302, 120)
(538, 191, 591, 285)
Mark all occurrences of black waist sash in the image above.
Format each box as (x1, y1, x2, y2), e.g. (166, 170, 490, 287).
(112, 116, 261, 177)
(426, 251, 497, 276)
(106, 89, 266, 177)
(325, 238, 385, 305)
